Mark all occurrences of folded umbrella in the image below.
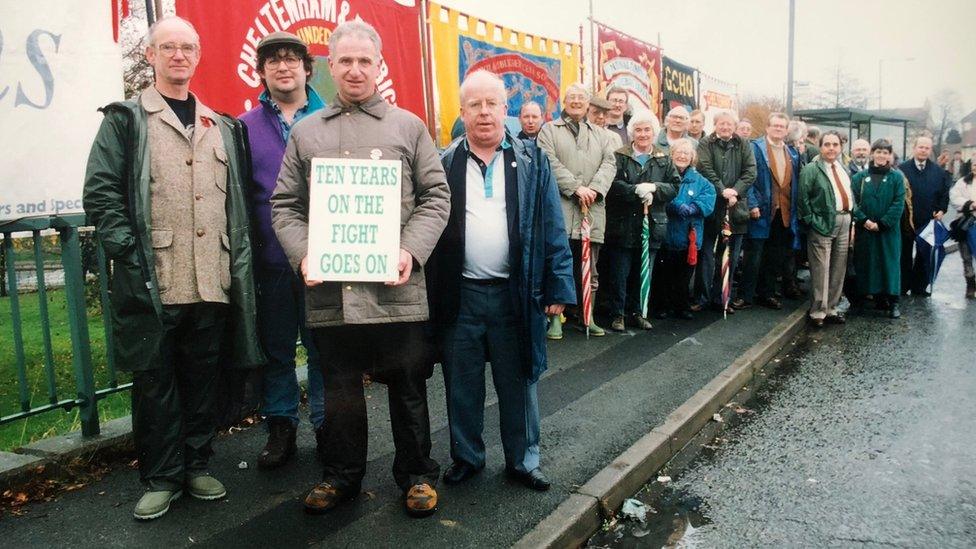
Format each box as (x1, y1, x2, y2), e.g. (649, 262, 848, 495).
(915, 219, 950, 292)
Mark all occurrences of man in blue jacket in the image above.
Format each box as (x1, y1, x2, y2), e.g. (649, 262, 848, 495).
(736, 113, 802, 309)
(239, 32, 327, 468)
(898, 136, 950, 295)
(427, 70, 575, 491)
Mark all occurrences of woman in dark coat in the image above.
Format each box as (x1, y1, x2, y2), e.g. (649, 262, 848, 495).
(851, 139, 906, 318)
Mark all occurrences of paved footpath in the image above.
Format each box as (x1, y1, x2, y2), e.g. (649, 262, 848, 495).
(1, 300, 799, 548)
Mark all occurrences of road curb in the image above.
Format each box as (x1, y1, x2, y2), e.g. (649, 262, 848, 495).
(514, 307, 807, 549)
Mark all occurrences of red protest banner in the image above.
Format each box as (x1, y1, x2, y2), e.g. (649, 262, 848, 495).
(174, 0, 426, 118)
(595, 22, 662, 118)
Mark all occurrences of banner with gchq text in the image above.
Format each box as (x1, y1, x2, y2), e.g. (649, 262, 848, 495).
(661, 56, 697, 113)
(174, 0, 427, 119)
(594, 22, 661, 119)
(0, 1, 122, 223)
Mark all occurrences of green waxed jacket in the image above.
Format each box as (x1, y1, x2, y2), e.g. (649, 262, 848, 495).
(696, 133, 757, 234)
(82, 98, 264, 371)
(797, 159, 843, 237)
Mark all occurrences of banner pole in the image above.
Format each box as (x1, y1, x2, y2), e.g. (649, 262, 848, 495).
(588, 1, 596, 92)
(419, 0, 438, 140)
(578, 25, 584, 84)
(145, 0, 155, 25)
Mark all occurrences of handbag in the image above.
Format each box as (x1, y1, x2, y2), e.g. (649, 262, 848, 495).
(949, 213, 976, 242)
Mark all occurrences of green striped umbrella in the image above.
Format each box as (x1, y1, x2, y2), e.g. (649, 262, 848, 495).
(640, 204, 651, 318)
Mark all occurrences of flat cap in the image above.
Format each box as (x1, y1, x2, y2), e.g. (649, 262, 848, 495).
(257, 31, 307, 54)
(589, 96, 612, 111)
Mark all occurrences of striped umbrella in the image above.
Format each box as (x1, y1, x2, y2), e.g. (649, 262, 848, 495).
(639, 204, 651, 318)
(719, 211, 732, 319)
(581, 206, 593, 338)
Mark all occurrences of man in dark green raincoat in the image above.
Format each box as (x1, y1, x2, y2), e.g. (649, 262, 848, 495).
(83, 16, 263, 520)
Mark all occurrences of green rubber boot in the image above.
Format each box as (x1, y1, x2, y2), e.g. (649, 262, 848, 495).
(546, 315, 563, 340)
(586, 320, 606, 337)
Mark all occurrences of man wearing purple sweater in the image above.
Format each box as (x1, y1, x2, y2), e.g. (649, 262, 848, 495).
(239, 32, 327, 469)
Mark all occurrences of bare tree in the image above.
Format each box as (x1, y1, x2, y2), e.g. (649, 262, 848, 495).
(799, 65, 871, 110)
(930, 88, 962, 154)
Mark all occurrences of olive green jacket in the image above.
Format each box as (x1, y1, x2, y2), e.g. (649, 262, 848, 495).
(797, 159, 845, 237)
(82, 91, 264, 371)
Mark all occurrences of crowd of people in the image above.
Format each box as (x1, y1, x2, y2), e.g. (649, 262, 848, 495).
(81, 16, 972, 523)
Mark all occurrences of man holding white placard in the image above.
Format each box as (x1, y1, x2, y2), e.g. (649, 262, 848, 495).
(271, 21, 450, 518)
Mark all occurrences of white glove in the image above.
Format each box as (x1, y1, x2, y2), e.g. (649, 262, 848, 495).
(642, 194, 654, 207)
(634, 182, 657, 200)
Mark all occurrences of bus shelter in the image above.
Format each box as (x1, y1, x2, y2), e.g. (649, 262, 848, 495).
(795, 108, 912, 159)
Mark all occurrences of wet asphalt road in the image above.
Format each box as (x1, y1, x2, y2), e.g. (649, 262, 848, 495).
(592, 252, 976, 548)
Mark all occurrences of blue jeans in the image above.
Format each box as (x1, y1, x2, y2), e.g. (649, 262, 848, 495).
(442, 281, 541, 473)
(256, 267, 324, 429)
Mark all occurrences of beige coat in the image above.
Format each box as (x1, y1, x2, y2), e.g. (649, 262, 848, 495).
(271, 93, 450, 327)
(537, 118, 617, 243)
(142, 87, 230, 305)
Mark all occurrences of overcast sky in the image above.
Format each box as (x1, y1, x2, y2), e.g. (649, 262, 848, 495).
(440, 0, 976, 116)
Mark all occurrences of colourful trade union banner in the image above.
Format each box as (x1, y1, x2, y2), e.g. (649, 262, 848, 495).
(661, 56, 697, 113)
(594, 22, 662, 118)
(174, 0, 427, 119)
(428, 2, 581, 146)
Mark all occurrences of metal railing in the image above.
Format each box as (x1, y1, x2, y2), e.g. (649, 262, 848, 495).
(1, 214, 130, 437)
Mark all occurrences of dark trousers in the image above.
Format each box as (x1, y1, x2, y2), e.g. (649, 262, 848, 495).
(693, 224, 718, 305)
(256, 267, 324, 428)
(132, 302, 227, 491)
(602, 244, 655, 317)
(569, 239, 601, 312)
(312, 323, 439, 493)
(900, 233, 930, 294)
(740, 217, 794, 302)
(661, 249, 695, 313)
(710, 233, 744, 305)
(441, 282, 540, 473)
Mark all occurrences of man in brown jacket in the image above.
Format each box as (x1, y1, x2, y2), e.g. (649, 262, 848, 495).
(271, 21, 450, 518)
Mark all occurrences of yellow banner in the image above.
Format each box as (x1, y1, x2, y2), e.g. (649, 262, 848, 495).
(428, 2, 581, 147)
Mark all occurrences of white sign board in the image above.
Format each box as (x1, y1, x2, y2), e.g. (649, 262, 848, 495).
(307, 158, 402, 282)
(0, 1, 123, 222)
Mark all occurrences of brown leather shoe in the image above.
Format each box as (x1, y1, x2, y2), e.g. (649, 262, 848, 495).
(404, 483, 438, 518)
(303, 482, 354, 514)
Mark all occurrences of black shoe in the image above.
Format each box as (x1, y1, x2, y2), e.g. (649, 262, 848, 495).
(757, 297, 783, 310)
(257, 417, 297, 470)
(443, 462, 483, 485)
(809, 316, 824, 328)
(653, 310, 668, 320)
(505, 467, 551, 491)
(825, 314, 846, 325)
(730, 298, 752, 310)
(675, 310, 694, 320)
(888, 305, 901, 319)
(783, 286, 804, 299)
(314, 424, 327, 462)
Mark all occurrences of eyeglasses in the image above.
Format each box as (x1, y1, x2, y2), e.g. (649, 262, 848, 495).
(266, 56, 302, 69)
(609, 98, 628, 104)
(156, 43, 199, 57)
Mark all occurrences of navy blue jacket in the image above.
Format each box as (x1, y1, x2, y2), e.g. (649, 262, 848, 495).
(428, 133, 576, 382)
(746, 137, 801, 249)
(899, 159, 950, 233)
